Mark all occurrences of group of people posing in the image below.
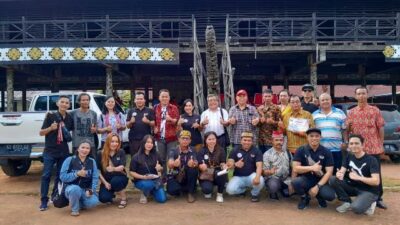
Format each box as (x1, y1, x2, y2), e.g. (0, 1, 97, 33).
(38, 84, 387, 217)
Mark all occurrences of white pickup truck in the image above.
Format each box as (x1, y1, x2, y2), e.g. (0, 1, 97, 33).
(0, 92, 129, 176)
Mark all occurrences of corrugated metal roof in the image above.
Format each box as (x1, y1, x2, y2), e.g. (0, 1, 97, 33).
(0, 0, 399, 20)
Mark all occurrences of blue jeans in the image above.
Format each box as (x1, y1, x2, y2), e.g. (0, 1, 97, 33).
(135, 180, 167, 203)
(65, 185, 99, 213)
(40, 152, 67, 202)
(226, 172, 265, 196)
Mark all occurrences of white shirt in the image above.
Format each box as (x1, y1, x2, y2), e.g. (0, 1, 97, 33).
(200, 107, 228, 136)
(160, 106, 167, 138)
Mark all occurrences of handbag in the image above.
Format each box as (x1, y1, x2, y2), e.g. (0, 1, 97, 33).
(176, 168, 186, 183)
(55, 112, 72, 142)
(199, 168, 215, 181)
(62, 126, 73, 142)
(52, 181, 69, 208)
(220, 108, 230, 146)
(51, 156, 78, 208)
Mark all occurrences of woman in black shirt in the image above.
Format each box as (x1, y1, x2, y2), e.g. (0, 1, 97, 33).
(177, 99, 203, 152)
(97, 133, 128, 208)
(198, 131, 228, 203)
(130, 135, 167, 204)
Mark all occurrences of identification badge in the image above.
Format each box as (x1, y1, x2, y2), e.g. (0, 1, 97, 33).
(204, 154, 209, 160)
(237, 153, 242, 158)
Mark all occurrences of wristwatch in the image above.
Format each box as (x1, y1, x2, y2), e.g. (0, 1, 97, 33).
(317, 183, 322, 189)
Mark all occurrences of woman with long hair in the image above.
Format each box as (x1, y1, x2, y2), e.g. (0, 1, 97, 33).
(177, 99, 203, 152)
(198, 131, 228, 203)
(97, 133, 129, 208)
(97, 96, 126, 149)
(129, 135, 167, 204)
(60, 140, 99, 216)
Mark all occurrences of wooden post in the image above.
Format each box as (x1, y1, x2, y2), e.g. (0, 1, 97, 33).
(106, 66, 113, 96)
(1, 90, 5, 112)
(309, 54, 318, 96)
(6, 67, 14, 112)
(392, 83, 396, 104)
(358, 64, 366, 86)
(22, 83, 27, 111)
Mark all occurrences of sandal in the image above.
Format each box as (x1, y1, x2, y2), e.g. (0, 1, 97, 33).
(118, 199, 127, 209)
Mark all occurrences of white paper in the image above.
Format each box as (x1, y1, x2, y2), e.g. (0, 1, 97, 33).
(288, 117, 309, 132)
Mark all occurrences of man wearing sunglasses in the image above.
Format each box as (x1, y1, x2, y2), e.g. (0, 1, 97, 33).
(301, 84, 318, 114)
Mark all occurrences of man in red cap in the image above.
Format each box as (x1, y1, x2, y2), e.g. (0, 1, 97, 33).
(228, 89, 260, 149)
(263, 130, 292, 200)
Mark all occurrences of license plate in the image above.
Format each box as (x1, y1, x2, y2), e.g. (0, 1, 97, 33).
(0, 144, 32, 156)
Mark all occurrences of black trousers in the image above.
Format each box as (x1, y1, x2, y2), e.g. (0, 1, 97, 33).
(167, 167, 199, 195)
(291, 176, 336, 201)
(199, 173, 228, 194)
(370, 154, 383, 200)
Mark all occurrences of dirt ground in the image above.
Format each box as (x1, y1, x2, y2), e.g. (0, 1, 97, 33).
(0, 161, 399, 225)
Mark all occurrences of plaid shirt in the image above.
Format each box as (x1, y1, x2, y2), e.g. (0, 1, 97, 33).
(228, 104, 259, 144)
(257, 104, 282, 146)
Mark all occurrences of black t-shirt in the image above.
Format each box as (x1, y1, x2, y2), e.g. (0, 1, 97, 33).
(293, 144, 334, 180)
(228, 146, 263, 177)
(168, 147, 197, 170)
(126, 107, 155, 141)
(41, 111, 74, 158)
(180, 113, 202, 146)
(197, 147, 226, 170)
(343, 153, 380, 195)
(301, 101, 318, 114)
(96, 150, 127, 180)
(129, 152, 160, 181)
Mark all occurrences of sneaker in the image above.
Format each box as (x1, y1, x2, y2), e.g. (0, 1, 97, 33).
(317, 198, 327, 208)
(365, 202, 377, 216)
(39, 200, 48, 211)
(336, 202, 351, 213)
(376, 200, 387, 209)
(204, 193, 212, 199)
(297, 196, 310, 210)
(269, 193, 279, 200)
(70, 211, 80, 216)
(139, 193, 148, 204)
(187, 193, 196, 203)
(281, 189, 290, 198)
(251, 195, 260, 202)
(216, 193, 224, 203)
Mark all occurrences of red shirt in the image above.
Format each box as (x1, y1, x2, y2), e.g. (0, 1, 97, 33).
(154, 104, 179, 143)
(346, 104, 385, 155)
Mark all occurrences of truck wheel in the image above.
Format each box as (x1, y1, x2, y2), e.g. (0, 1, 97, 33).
(389, 155, 400, 164)
(0, 159, 31, 176)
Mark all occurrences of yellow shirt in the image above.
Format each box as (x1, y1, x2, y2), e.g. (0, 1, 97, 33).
(283, 109, 315, 153)
(280, 105, 292, 118)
